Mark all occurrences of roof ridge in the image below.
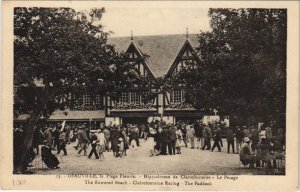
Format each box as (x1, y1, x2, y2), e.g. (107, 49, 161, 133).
(109, 33, 198, 39)
(109, 34, 199, 77)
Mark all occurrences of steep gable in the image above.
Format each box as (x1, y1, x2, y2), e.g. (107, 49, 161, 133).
(126, 42, 155, 78)
(166, 39, 201, 77)
(108, 34, 199, 77)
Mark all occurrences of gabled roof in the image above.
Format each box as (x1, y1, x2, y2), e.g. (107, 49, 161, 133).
(108, 34, 199, 77)
(126, 42, 155, 78)
(166, 39, 201, 77)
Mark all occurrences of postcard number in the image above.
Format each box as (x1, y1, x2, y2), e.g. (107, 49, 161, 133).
(13, 179, 26, 186)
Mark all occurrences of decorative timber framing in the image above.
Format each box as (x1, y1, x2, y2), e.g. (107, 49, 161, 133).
(165, 39, 201, 77)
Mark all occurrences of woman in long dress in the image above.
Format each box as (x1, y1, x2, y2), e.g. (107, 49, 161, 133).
(175, 127, 183, 154)
(96, 129, 105, 160)
(121, 127, 129, 156)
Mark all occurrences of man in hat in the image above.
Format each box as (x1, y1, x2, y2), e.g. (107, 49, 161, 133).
(76, 125, 89, 156)
(243, 126, 250, 138)
(201, 123, 212, 150)
(226, 127, 235, 154)
(235, 126, 244, 154)
(239, 137, 255, 168)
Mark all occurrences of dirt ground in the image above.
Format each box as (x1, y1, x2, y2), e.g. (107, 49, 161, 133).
(31, 139, 281, 175)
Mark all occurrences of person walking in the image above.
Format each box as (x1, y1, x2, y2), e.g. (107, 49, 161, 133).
(201, 124, 212, 150)
(111, 126, 121, 156)
(88, 132, 99, 159)
(77, 126, 89, 156)
(140, 123, 146, 139)
(226, 127, 235, 153)
(52, 126, 60, 151)
(57, 129, 67, 155)
(211, 127, 222, 152)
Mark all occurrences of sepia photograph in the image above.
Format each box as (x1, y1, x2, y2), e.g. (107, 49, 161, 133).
(1, 1, 299, 191)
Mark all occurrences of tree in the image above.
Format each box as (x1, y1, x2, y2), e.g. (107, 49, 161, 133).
(174, 9, 286, 126)
(13, 7, 136, 173)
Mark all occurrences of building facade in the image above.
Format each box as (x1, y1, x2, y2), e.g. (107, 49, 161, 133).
(14, 34, 222, 129)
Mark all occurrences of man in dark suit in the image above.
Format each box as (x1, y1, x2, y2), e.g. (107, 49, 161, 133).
(227, 127, 235, 153)
(160, 127, 168, 155)
(52, 126, 60, 151)
(167, 126, 177, 155)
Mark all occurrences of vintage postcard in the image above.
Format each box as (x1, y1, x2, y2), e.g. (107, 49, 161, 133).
(1, 0, 299, 191)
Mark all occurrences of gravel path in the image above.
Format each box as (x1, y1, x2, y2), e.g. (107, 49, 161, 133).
(32, 139, 274, 175)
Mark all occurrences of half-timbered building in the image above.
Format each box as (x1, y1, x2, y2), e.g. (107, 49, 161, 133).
(14, 33, 214, 129)
(108, 34, 202, 125)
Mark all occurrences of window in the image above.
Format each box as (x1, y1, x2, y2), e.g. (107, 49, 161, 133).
(172, 90, 185, 103)
(120, 92, 129, 103)
(141, 91, 149, 103)
(95, 94, 102, 105)
(74, 95, 83, 106)
(84, 94, 92, 106)
(130, 91, 140, 104)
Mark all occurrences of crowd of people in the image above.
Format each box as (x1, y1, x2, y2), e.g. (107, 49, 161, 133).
(13, 120, 285, 173)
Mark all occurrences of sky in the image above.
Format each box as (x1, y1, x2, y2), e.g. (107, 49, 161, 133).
(77, 3, 211, 37)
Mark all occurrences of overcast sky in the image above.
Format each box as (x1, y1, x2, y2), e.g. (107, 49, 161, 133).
(77, 3, 211, 37)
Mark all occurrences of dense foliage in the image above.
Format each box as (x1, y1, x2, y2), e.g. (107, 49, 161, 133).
(175, 9, 286, 126)
(13, 7, 140, 172)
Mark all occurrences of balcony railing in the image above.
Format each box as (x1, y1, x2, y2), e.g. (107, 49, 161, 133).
(113, 102, 156, 110)
(166, 102, 195, 110)
(70, 104, 104, 111)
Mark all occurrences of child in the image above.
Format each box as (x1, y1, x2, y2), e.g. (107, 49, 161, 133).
(117, 138, 125, 158)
